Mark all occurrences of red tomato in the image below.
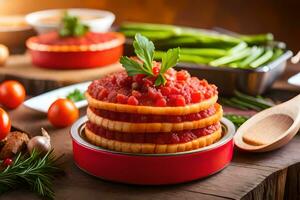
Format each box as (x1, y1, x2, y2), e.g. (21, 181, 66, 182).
(0, 80, 26, 109)
(0, 108, 11, 140)
(48, 99, 79, 128)
(3, 158, 13, 166)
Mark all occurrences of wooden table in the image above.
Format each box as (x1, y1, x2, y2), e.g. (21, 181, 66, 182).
(1, 63, 300, 200)
(0, 54, 122, 95)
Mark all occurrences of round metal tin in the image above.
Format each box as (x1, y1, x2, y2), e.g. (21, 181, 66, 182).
(70, 116, 235, 185)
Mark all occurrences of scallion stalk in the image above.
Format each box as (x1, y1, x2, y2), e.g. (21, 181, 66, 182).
(249, 49, 273, 68)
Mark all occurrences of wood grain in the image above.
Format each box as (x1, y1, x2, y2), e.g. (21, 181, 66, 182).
(1, 88, 300, 200)
(235, 94, 300, 152)
(0, 54, 122, 95)
(1, 63, 300, 199)
(284, 163, 300, 200)
(242, 114, 294, 145)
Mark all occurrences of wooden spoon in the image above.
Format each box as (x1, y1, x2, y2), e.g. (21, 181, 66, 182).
(234, 94, 300, 152)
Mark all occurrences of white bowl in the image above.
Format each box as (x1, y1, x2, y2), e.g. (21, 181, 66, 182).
(25, 8, 115, 34)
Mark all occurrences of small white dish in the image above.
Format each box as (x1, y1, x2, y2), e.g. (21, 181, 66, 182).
(25, 8, 115, 34)
(24, 81, 91, 113)
(288, 72, 300, 87)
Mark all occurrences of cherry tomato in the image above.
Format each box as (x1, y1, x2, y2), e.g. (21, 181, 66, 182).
(152, 67, 160, 76)
(0, 80, 26, 109)
(48, 99, 79, 128)
(0, 108, 11, 140)
(3, 158, 13, 166)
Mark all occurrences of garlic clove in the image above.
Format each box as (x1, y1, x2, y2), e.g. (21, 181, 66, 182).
(27, 128, 51, 155)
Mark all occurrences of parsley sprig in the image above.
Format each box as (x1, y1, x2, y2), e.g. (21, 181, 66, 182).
(66, 89, 85, 102)
(120, 33, 180, 86)
(59, 12, 89, 37)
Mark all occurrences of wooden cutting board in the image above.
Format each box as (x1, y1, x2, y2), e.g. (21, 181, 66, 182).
(0, 54, 123, 95)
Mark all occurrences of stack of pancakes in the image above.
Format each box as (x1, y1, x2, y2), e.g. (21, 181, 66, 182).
(84, 89, 223, 154)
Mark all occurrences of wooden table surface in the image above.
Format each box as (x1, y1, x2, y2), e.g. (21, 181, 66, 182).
(1, 63, 300, 200)
(0, 54, 122, 95)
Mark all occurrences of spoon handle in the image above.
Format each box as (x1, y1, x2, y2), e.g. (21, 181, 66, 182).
(287, 94, 300, 108)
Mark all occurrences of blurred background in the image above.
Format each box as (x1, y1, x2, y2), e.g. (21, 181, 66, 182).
(0, 0, 298, 96)
(0, 0, 299, 52)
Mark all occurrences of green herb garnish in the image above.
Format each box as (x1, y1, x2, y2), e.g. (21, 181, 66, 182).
(220, 90, 274, 111)
(155, 47, 180, 85)
(133, 33, 155, 71)
(66, 89, 85, 102)
(120, 33, 180, 86)
(0, 150, 63, 200)
(59, 12, 89, 37)
(224, 114, 249, 128)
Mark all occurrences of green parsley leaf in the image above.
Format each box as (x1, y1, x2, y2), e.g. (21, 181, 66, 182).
(59, 11, 89, 37)
(161, 47, 180, 73)
(121, 33, 181, 87)
(155, 47, 180, 85)
(66, 89, 85, 102)
(154, 74, 166, 86)
(120, 56, 152, 76)
(133, 33, 155, 73)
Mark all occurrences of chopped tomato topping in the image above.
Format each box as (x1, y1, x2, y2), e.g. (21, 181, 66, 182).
(127, 96, 139, 105)
(88, 67, 218, 106)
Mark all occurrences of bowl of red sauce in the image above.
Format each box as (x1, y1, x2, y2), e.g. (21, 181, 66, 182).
(26, 31, 125, 69)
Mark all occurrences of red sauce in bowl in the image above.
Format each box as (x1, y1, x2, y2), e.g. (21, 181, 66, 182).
(35, 31, 118, 46)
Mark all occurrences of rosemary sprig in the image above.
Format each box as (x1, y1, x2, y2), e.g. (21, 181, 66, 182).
(0, 150, 63, 200)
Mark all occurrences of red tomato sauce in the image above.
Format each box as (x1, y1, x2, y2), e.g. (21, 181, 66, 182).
(90, 105, 217, 123)
(35, 32, 118, 45)
(86, 122, 220, 144)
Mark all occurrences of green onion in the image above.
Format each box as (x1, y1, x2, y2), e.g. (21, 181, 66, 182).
(120, 22, 181, 34)
(157, 36, 201, 47)
(233, 90, 274, 109)
(121, 30, 174, 40)
(219, 98, 249, 110)
(228, 42, 248, 54)
(239, 33, 274, 45)
(270, 48, 284, 61)
(179, 54, 213, 64)
(224, 114, 250, 127)
(180, 48, 227, 58)
(239, 46, 264, 68)
(229, 97, 262, 111)
(209, 48, 251, 66)
(119, 22, 282, 70)
(154, 51, 212, 64)
(249, 49, 274, 68)
(220, 91, 274, 111)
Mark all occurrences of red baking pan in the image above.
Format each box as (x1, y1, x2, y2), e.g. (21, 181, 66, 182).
(26, 32, 125, 69)
(70, 116, 235, 185)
